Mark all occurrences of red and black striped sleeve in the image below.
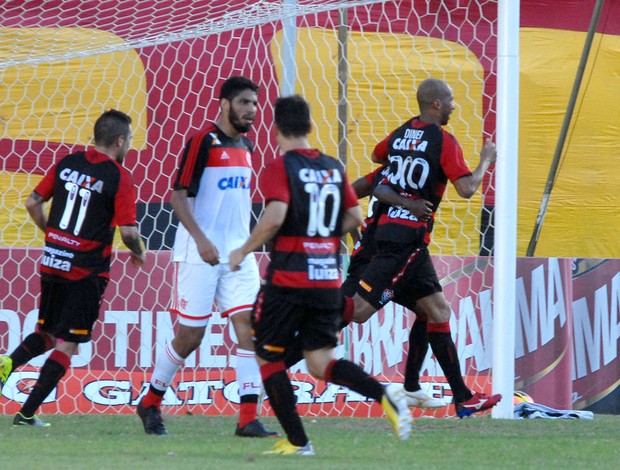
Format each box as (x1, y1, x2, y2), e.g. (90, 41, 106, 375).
(173, 126, 213, 194)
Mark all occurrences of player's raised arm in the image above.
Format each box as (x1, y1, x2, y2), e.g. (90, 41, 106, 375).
(452, 138, 497, 199)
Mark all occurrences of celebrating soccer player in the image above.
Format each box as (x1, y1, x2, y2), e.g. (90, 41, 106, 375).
(343, 77, 501, 418)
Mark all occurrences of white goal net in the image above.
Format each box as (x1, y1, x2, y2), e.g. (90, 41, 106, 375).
(0, 0, 497, 419)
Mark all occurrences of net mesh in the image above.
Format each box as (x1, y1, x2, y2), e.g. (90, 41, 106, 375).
(0, 0, 497, 418)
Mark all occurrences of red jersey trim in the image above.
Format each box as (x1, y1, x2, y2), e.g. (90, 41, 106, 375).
(46, 227, 103, 252)
(274, 236, 340, 254)
(391, 248, 420, 286)
(206, 148, 251, 168)
(41, 264, 94, 281)
(272, 270, 340, 289)
(377, 215, 427, 230)
(170, 308, 213, 321)
(221, 304, 254, 318)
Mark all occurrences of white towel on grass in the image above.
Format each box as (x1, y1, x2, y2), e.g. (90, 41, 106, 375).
(514, 402, 594, 419)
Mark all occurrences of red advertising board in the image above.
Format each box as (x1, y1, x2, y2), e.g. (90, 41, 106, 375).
(1, 250, 619, 415)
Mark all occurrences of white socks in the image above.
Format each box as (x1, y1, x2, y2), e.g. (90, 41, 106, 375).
(236, 348, 261, 397)
(150, 342, 184, 392)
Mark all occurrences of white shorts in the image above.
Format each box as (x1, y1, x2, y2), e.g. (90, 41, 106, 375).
(170, 255, 260, 327)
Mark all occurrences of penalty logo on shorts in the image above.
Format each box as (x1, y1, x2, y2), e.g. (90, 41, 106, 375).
(380, 288, 394, 305)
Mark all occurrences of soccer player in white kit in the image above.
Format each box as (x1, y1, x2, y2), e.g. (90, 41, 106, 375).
(137, 76, 278, 438)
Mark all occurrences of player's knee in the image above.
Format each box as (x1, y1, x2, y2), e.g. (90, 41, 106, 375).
(304, 349, 333, 379)
(427, 303, 451, 323)
(306, 362, 326, 380)
(172, 327, 206, 356)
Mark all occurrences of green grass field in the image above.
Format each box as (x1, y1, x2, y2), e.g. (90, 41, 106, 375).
(0, 413, 617, 469)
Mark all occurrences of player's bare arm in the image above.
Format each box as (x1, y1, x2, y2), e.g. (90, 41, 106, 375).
(346, 175, 374, 243)
(24, 191, 47, 232)
(229, 200, 288, 271)
(341, 205, 364, 235)
(452, 138, 497, 199)
(352, 175, 372, 198)
(170, 188, 220, 265)
(119, 225, 146, 267)
(373, 184, 433, 221)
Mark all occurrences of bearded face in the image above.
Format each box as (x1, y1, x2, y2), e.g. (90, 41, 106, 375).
(226, 89, 258, 134)
(115, 130, 133, 164)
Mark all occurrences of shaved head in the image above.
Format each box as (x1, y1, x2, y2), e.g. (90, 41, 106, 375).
(416, 78, 455, 125)
(416, 78, 452, 109)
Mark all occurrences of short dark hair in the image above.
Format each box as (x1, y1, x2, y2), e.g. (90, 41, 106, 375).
(219, 76, 259, 102)
(93, 109, 132, 147)
(274, 94, 311, 138)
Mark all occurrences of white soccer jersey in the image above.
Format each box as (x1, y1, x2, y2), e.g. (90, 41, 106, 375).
(172, 124, 253, 263)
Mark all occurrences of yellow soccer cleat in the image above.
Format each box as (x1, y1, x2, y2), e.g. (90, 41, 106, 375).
(263, 438, 315, 456)
(13, 412, 51, 427)
(381, 383, 413, 441)
(0, 355, 12, 394)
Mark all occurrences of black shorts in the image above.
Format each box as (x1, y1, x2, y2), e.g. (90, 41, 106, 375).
(354, 242, 441, 310)
(252, 286, 340, 363)
(38, 276, 109, 343)
(342, 249, 371, 297)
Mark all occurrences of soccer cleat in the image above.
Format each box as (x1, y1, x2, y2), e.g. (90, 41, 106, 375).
(137, 402, 168, 435)
(262, 438, 315, 456)
(13, 412, 51, 427)
(0, 355, 12, 393)
(381, 383, 412, 441)
(235, 419, 280, 438)
(403, 389, 445, 409)
(455, 392, 502, 418)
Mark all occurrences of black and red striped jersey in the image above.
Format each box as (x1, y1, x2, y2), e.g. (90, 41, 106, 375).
(34, 149, 137, 282)
(350, 165, 390, 262)
(260, 148, 358, 307)
(373, 117, 471, 245)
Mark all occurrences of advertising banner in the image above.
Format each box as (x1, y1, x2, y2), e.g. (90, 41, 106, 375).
(1, 250, 618, 415)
